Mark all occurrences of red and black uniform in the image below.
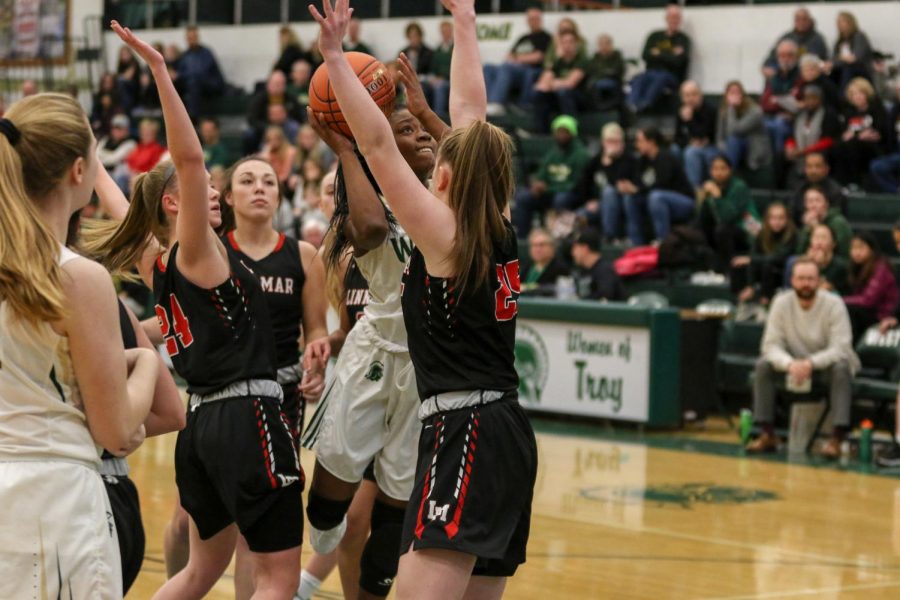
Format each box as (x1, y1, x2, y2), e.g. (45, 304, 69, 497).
(153, 242, 302, 552)
(399, 219, 537, 577)
(344, 257, 370, 324)
(224, 231, 307, 445)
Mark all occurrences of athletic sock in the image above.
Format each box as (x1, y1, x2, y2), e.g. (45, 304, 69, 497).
(295, 570, 322, 600)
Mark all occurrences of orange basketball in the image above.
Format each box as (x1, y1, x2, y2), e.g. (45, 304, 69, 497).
(309, 52, 396, 139)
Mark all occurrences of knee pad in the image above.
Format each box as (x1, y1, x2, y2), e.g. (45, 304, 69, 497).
(359, 501, 406, 597)
(306, 490, 352, 531)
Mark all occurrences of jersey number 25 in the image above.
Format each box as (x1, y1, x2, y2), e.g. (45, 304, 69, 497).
(155, 294, 195, 356)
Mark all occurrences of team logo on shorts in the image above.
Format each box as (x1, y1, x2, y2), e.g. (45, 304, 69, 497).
(365, 360, 385, 382)
(515, 322, 548, 405)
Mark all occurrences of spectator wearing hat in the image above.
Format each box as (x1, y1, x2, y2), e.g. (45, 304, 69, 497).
(513, 115, 591, 238)
(573, 122, 640, 245)
(533, 29, 590, 133)
(571, 228, 625, 301)
(98, 114, 137, 194)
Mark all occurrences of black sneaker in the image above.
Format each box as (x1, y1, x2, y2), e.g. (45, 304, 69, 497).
(876, 443, 900, 468)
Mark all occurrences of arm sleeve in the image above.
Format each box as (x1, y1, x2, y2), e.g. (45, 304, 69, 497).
(809, 300, 853, 369)
(762, 299, 795, 370)
(843, 262, 895, 312)
(731, 105, 765, 136)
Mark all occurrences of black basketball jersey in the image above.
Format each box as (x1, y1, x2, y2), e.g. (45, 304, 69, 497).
(152, 243, 277, 395)
(344, 258, 370, 324)
(401, 220, 520, 399)
(102, 300, 140, 460)
(224, 231, 305, 369)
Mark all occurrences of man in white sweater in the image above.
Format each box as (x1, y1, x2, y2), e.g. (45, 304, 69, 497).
(747, 258, 859, 458)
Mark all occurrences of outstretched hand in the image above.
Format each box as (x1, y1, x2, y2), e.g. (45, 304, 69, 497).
(307, 108, 355, 155)
(398, 53, 429, 117)
(308, 0, 353, 58)
(111, 20, 164, 69)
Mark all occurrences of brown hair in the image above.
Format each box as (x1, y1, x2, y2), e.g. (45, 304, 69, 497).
(81, 160, 176, 275)
(437, 120, 515, 296)
(1, 93, 92, 324)
(721, 80, 756, 117)
(759, 202, 796, 255)
(218, 155, 282, 233)
(848, 231, 884, 291)
(837, 11, 858, 40)
(279, 26, 302, 51)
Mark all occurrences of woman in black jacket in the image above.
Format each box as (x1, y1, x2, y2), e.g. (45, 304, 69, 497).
(833, 77, 889, 185)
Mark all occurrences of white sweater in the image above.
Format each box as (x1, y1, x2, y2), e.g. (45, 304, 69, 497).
(761, 289, 860, 373)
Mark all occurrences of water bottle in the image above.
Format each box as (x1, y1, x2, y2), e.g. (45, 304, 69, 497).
(859, 419, 873, 464)
(555, 276, 577, 301)
(739, 408, 753, 445)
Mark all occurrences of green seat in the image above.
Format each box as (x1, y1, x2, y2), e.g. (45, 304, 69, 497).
(514, 133, 554, 179)
(715, 320, 764, 396)
(856, 326, 900, 380)
(577, 111, 618, 140)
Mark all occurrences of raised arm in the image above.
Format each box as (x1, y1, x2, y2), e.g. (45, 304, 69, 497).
(398, 52, 450, 143)
(95, 161, 131, 221)
(309, 1, 455, 266)
(443, 0, 485, 128)
(112, 22, 228, 289)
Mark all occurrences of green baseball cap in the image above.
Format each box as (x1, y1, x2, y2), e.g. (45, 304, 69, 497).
(551, 114, 578, 136)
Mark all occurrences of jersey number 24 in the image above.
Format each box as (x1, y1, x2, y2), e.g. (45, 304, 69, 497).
(155, 294, 194, 356)
(495, 260, 521, 322)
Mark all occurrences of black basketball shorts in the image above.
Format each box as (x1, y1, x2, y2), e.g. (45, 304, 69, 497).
(103, 474, 144, 594)
(175, 394, 305, 552)
(400, 395, 538, 577)
(281, 381, 306, 452)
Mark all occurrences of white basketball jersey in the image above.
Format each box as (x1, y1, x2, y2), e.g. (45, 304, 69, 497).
(0, 246, 100, 466)
(355, 213, 414, 347)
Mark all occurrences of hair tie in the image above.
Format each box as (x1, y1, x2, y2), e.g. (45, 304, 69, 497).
(0, 118, 20, 146)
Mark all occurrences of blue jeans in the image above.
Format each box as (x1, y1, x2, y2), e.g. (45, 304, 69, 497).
(484, 63, 542, 106)
(764, 116, 792, 155)
(682, 144, 720, 190)
(601, 185, 643, 245)
(431, 79, 451, 118)
(647, 189, 695, 240)
(628, 69, 678, 112)
(724, 135, 748, 169)
(870, 152, 900, 193)
(512, 187, 580, 237)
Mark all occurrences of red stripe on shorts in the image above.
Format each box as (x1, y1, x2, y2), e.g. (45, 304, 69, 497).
(445, 409, 480, 539)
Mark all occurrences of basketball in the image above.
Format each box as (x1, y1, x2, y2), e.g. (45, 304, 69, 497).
(309, 52, 396, 139)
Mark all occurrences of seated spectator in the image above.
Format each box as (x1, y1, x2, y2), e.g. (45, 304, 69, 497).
(869, 83, 900, 193)
(542, 18, 587, 71)
(675, 79, 718, 191)
(784, 85, 841, 184)
(400, 22, 433, 76)
(627, 5, 691, 114)
(132, 68, 162, 119)
(484, 7, 552, 115)
(796, 186, 852, 257)
(585, 34, 625, 110)
(296, 124, 336, 173)
(268, 104, 301, 149)
(697, 155, 756, 271)
(513, 115, 591, 238)
(574, 122, 640, 244)
(116, 46, 141, 113)
(176, 25, 225, 121)
(287, 59, 312, 117)
(522, 228, 571, 296)
(301, 217, 328, 249)
(244, 70, 303, 154)
(90, 73, 120, 136)
(424, 20, 453, 118)
(761, 7, 829, 79)
(293, 157, 326, 211)
(747, 258, 859, 458)
(199, 117, 229, 169)
(533, 30, 589, 132)
(760, 40, 802, 154)
(790, 152, 846, 223)
(717, 80, 772, 176)
(634, 126, 695, 243)
(258, 125, 298, 196)
(273, 26, 310, 79)
(97, 114, 137, 192)
(797, 54, 841, 111)
(843, 232, 899, 340)
(833, 77, 889, 186)
(343, 18, 373, 55)
(828, 11, 873, 91)
(126, 118, 167, 180)
(733, 202, 797, 305)
(571, 228, 624, 301)
(804, 223, 850, 294)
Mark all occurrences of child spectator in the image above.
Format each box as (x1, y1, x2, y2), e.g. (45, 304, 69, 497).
(796, 186, 852, 257)
(733, 202, 797, 304)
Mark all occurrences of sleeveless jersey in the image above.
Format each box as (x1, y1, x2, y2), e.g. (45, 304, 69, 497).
(354, 215, 414, 345)
(401, 221, 521, 399)
(101, 301, 139, 461)
(344, 257, 370, 324)
(224, 231, 305, 369)
(152, 242, 278, 395)
(0, 246, 100, 466)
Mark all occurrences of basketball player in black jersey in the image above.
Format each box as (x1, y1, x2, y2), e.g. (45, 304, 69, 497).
(312, 1, 537, 598)
(93, 24, 304, 599)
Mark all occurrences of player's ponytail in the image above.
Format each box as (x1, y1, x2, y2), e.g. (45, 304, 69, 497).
(439, 120, 514, 297)
(81, 161, 175, 274)
(0, 94, 93, 325)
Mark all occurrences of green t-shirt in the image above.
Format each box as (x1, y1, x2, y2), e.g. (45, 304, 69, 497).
(551, 54, 590, 87)
(431, 43, 453, 80)
(203, 142, 229, 169)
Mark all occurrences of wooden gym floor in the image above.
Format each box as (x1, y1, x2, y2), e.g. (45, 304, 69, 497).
(127, 415, 900, 599)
